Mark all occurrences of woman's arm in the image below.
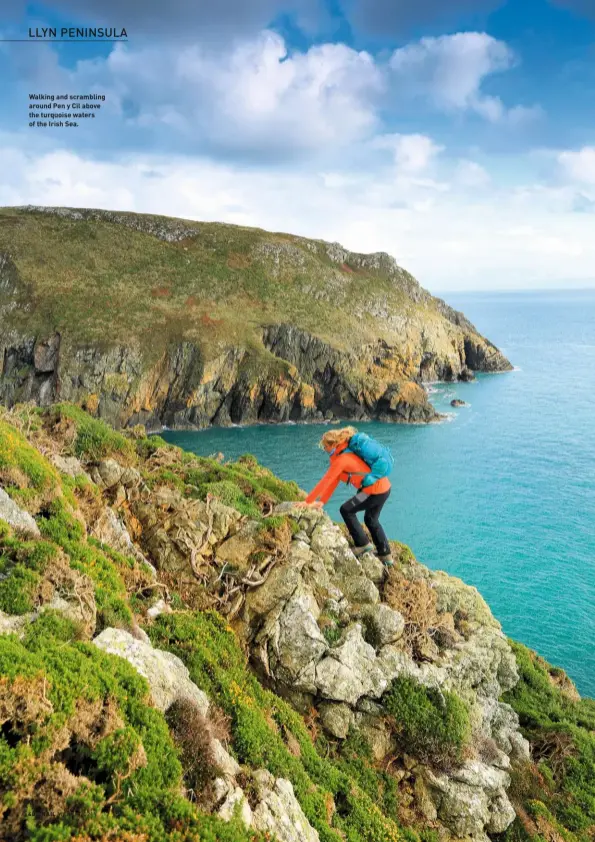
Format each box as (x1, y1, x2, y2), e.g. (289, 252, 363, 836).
(304, 460, 344, 505)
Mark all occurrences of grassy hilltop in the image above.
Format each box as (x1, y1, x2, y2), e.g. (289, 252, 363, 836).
(0, 207, 510, 429)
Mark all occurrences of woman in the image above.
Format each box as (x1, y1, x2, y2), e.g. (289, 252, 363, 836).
(297, 426, 393, 566)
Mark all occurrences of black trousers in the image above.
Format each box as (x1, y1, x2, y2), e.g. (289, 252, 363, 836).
(339, 489, 391, 556)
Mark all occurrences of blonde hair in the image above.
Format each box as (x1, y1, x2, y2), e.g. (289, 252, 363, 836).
(319, 426, 357, 450)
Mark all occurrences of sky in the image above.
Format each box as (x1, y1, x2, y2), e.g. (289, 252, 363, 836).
(2, 1, 595, 291)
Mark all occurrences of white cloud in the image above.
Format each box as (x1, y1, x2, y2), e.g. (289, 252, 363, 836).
(3, 138, 595, 292)
(54, 33, 383, 160)
(558, 147, 595, 184)
(373, 133, 444, 173)
(9, 27, 540, 164)
(455, 160, 491, 187)
(389, 33, 540, 123)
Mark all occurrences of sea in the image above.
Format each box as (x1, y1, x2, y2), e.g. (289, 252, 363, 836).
(162, 289, 595, 698)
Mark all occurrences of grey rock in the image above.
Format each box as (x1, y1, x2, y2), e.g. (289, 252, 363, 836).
(91, 506, 156, 576)
(147, 598, 171, 620)
(319, 702, 353, 738)
(218, 786, 253, 827)
(50, 453, 90, 479)
(275, 594, 327, 685)
(359, 553, 386, 583)
(449, 761, 510, 793)
(355, 716, 395, 761)
(120, 466, 143, 488)
(316, 625, 387, 704)
(251, 770, 320, 842)
(487, 791, 517, 833)
(211, 738, 241, 780)
(90, 458, 124, 489)
(46, 592, 97, 637)
(339, 575, 380, 605)
(362, 603, 405, 646)
(245, 565, 301, 621)
(93, 628, 209, 715)
(0, 610, 33, 636)
(0, 488, 40, 537)
(34, 334, 60, 373)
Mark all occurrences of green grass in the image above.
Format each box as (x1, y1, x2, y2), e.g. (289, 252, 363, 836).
(0, 419, 60, 508)
(502, 641, 595, 842)
(0, 617, 267, 842)
(45, 403, 135, 461)
(383, 676, 471, 768)
(0, 206, 449, 366)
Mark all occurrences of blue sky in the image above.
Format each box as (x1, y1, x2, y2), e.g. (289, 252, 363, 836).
(2, 0, 595, 291)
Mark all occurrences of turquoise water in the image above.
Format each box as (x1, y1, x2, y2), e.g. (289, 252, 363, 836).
(162, 290, 595, 697)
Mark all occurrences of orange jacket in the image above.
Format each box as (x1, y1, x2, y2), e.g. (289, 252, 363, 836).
(305, 441, 391, 505)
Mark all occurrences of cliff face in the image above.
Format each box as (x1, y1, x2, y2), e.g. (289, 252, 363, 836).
(0, 206, 511, 429)
(0, 403, 593, 842)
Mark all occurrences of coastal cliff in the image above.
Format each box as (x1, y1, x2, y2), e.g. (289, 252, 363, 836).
(0, 402, 593, 842)
(0, 206, 511, 429)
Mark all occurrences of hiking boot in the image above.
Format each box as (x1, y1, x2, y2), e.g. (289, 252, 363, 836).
(378, 553, 394, 568)
(353, 543, 374, 557)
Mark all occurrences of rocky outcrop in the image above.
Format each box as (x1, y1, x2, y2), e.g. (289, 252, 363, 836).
(0, 487, 40, 537)
(0, 206, 511, 430)
(235, 504, 528, 841)
(92, 626, 321, 842)
(93, 627, 211, 715)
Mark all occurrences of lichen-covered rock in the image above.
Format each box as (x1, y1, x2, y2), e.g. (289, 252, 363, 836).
(319, 702, 353, 738)
(338, 575, 379, 605)
(0, 488, 40, 537)
(0, 610, 33, 636)
(237, 505, 523, 841)
(274, 594, 327, 688)
(251, 770, 321, 842)
(89, 458, 123, 489)
(216, 783, 253, 826)
(420, 763, 515, 839)
(315, 625, 388, 704)
(49, 453, 90, 479)
(91, 506, 156, 576)
(92, 628, 209, 715)
(244, 564, 301, 624)
(362, 603, 405, 645)
(359, 552, 386, 583)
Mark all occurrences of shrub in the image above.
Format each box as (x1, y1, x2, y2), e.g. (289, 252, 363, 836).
(44, 404, 135, 462)
(199, 479, 261, 518)
(383, 676, 470, 768)
(0, 420, 60, 509)
(503, 641, 595, 840)
(0, 630, 185, 841)
(166, 699, 221, 795)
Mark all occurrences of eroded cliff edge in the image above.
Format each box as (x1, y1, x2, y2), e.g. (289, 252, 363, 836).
(0, 206, 511, 429)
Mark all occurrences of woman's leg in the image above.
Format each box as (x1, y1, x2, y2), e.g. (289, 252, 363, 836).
(363, 490, 391, 556)
(339, 491, 372, 549)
